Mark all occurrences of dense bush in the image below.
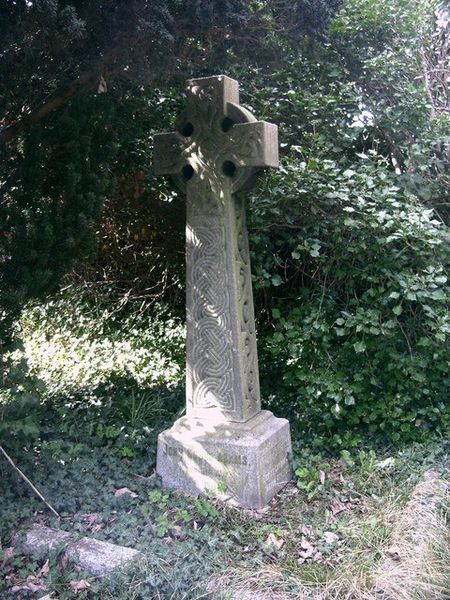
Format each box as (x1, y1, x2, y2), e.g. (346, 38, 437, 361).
(255, 157, 449, 446)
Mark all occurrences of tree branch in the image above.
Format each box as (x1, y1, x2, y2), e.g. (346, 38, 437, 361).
(0, 445, 60, 518)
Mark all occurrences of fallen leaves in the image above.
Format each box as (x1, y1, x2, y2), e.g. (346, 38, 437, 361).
(330, 499, 347, 516)
(82, 512, 103, 533)
(5, 557, 52, 596)
(114, 487, 138, 498)
(297, 527, 341, 564)
(38, 559, 50, 577)
(11, 574, 46, 594)
(70, 579, 91, 593)
(298, 536, 323, 564)
(264, 533, 285, 551)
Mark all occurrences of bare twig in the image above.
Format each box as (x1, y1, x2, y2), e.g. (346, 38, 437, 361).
(0, 445, 60, 518)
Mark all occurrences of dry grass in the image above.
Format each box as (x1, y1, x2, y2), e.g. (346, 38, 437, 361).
(373, 470, 450, 600)
(209, 470, 450, 600)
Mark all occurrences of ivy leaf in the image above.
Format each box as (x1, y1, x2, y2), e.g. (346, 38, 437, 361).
(353, 341, 366, 353)
(271, 275, 283, 286)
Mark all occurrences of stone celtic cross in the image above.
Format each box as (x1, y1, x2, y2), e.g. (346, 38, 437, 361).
(154, 76, 291, 508)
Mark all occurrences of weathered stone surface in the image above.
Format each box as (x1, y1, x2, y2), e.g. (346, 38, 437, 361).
(154, 75, 278, 424)
(154, 75, 291, 508)
(19, 524, 73, 554)
(17, 524, 142, 578)
(157, 410, 292, 509)
(67, 537, 142, 577)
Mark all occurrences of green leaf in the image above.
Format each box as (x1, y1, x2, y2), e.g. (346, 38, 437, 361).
(271, 275, 283, 287)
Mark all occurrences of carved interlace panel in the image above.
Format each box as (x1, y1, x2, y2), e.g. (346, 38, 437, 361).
(153, 75, 278, 422)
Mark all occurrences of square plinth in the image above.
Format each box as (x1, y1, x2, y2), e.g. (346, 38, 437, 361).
(156, 410, 292, 509)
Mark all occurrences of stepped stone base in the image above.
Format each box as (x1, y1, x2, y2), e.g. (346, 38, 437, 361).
(156, 410, 292, 509)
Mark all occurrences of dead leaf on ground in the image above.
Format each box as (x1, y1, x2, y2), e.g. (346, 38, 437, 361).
(70, 579, 91, 593)
(82, 513, 99, 528)
(312, 550, 323, 563)
(320, 470, 326, 485)
(300, 524, 316, 538)
(38, 559, 50, 577)
(11, 574, 46, 593)
(264, 533, 285, 550)
(254, 506, 270, 520)
(170, 525, 184, 539)
(59, 553, 69, 570)
(331, 499, 347, 516)
(298, 537, 315, 563)
(1, 546, 14, 566)
(5, 573, 21, 585)
(114, 487, 138, 498)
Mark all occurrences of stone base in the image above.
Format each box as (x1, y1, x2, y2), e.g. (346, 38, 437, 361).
(156, 410, 292, 509)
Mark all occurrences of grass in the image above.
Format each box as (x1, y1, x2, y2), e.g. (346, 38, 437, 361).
(1, 295, 449, 599)
(209, 470, 450, 600)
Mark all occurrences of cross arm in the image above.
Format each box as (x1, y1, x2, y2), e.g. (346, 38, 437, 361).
(226, 121, 279, 169)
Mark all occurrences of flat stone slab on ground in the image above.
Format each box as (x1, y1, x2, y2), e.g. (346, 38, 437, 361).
(68, 536, 142, 577)
(19, 524, 73, 554)
(17, 524, 142, 577)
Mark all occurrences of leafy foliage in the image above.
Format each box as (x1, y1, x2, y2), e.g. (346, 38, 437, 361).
(1, 0, 449, 445)
(255, 156, 449, 445)
(0, 0, 256, 339)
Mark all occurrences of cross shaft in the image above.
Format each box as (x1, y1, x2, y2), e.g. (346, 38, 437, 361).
(154, 75, 278, 423)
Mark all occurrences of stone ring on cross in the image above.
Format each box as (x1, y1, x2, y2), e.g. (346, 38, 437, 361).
(153, 75, 278, 194)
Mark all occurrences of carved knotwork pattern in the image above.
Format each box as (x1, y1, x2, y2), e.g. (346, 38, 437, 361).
(188, 222, 236, 413)
(235, 198, 260, 411)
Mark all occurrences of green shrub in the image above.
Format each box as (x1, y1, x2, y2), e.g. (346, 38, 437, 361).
(255, 154, 449, 446)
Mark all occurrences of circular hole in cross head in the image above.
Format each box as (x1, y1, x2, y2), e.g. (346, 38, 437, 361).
(221, 117, 234, 132)
(180, 122, 194, 137)
(222, 160, 237, 178)
(182, 164, 194, 181)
